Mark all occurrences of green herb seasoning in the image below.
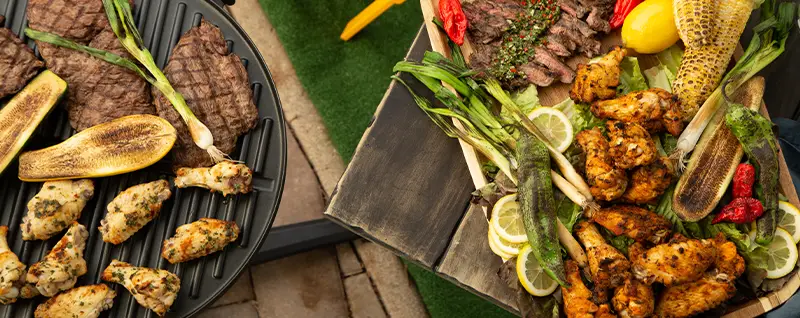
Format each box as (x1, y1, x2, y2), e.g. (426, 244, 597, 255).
(490, 0, 561, 80)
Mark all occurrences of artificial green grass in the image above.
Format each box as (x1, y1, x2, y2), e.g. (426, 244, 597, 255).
(257, 0, 515, 316)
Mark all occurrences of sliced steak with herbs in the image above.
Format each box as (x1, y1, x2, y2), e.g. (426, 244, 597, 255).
(153, 20, 258, 168)
(26, 0, 154, 131)
(0, 16, 44, 99)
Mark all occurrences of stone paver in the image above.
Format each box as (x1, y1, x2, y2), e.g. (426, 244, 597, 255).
(251, 247, 349, 317)
(337, 242, 364, 277)
(354, 240, 429, 318)
(211, 268, 255, 308)
(197, 301, 260, 318)
(229, 0, 345, 198)
(344, 273, 387, 318)
(272, 127, 326, 227)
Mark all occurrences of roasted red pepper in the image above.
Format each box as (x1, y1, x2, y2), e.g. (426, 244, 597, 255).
(439, 0, 468, 45)
(712, 197, 764, 224)
(609, 0, 643, 29)
(733, 163, 756, 198)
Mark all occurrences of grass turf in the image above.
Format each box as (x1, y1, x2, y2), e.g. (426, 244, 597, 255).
(257, 0, 515, 316)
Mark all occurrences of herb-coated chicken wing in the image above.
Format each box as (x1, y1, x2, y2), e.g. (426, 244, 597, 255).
(591, 88, 684, 136)
(575, 221, 630, 302)
(34, 284, 116, 318)
(100, 180, 172, 244)
(590, 205, 672, 245)
(174, 161, 253, 196)
(563, 260, 599, 318)
(621, 157, 673, 204)
(596, 304, 618, 318)
(101, 260, 180, 317)
(0, 226, 25, 304)
(631, 235, 716, 286)
(22, 222, 88, 298)
(576, 128, 628, 201)
(612, 278, 654, 318)
(713, 235, 745, 279)
(570, 47, 626, 104)
(21, 180, 94, 240)
(606, 121, 657, 169)
(161, 218, 240, 264)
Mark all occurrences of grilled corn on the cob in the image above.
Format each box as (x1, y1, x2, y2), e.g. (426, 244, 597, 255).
(674, 0, 717, 48)
(672, 0, 754, 121)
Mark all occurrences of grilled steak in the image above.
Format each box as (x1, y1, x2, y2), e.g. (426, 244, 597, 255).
(26, 0, 154, 131)
(0, 17, 43, 99)
(462, 0, 525, 44)
(558, 0, 588, 18)
(153, 20, 258, 168)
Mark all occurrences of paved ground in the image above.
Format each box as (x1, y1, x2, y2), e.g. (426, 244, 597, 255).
(196, 1, 429, 317)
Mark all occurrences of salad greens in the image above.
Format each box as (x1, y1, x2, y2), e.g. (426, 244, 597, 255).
(617, 57, 648, 95)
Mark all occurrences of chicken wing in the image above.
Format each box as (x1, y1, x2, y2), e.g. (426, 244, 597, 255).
(34, 284, 116, 318)
(590, 205, 672, 245)
(596, 304, 618, 318)
(100, 180, 172, 244)
(22, 222, 88, 298)
(161, 218, 240, 264)
(0, 226, 25, 304)
(654, 274, 736, 318)
(612, 278, 654, 318)
(621, 157, 673, 204)
(101, 260, 180, 317)
(563, 260, 598, 318)
(576, 128, 628, 201)
(575, 221, 630, 302)
(606, 121, 657, 169)
(570, 47, 625, 104)
(712, 234, 745, 280)
(21, 180, 94, 240)
(174, 161, 253, 196)
(591, 88, 684, 136)
(631, 236, 716, 286)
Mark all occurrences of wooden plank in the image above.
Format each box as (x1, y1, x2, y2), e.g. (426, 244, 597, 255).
(323, 26, 474, 268)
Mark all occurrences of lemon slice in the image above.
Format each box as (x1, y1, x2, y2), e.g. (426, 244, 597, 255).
(528, 107, 573, 153)
(778, 201, 800, 243)
(516, 244, 558, 296)
(491, 194, 527, 243)
(487, 228, 514, 260)
(489, 226, 524, 256)
(762, 228, 799, 279)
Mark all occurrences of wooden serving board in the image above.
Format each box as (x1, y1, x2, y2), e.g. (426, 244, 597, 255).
(420, 0, 800, 317)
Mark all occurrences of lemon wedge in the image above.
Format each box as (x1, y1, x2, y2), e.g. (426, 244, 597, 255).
(516, 244, 558, 296)
(761, 228, 799, 279)
(490, 194, 527, 243)
(528, 107, 573, 153)
(778, 201, 800, 243)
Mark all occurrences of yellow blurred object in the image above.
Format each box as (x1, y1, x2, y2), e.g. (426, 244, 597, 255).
(621, 0, 680, 54)
(340, 0, 407, 41)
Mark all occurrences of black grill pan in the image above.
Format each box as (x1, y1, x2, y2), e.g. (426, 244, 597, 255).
(0, 0, 286, 317)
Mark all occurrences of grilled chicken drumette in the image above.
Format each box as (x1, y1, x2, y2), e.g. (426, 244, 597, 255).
(102, 260, 180, 317)
(0, 226, 26, 304)
(570, 47, 625, 104)
(22, 222, 88, 298)
(562, 260, 600, 318)
(174, 161, 253, 196)
(576, 128, 628, 201)
(100, 180, 172, 244)
(575, 221, 630, 302)
(161, 218, 240, 264)
(630, 234, 717, 286)
(612, 278, 654, 318)
(621, 157, 673, 204)
(21, 180, 94, 240)
(34, 284, 116, 318)
(591, 88, 684, 136)
(590, 205, 672, 245)
(606, 121, 657, 169)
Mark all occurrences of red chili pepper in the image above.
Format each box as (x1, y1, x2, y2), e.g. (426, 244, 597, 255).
(609, 0, 643, 29)
(712, 197, 764, 224)
(733, 163, 756, 198)
(439, 0, 468, 46)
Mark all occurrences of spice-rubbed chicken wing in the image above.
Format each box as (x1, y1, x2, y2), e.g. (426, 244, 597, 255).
(612, 278, 654, 318)
(100, 180, 172, 244)
(21, 180, 94, 240)
(576, 128, 628, 201)
(0, 226, 25, 304)
(591, 88, 684, 136)
(575, 221, 630, 302)
(161, 218, 240, 264)
(631, 235, 717, 286)
(606, 121, 657, 169)
(563, 260, 599, 318)
(102, 260, 180, 317)
(570, 47, 625, 104)
(712, 235, 746, 279)
(595, 304, 618, 318)
(590, 205, 672, 245)
(34, 284, 116, 318)
(621, 157, 673, 204)
(22, 222, 88, 298)
(174, 161, 253, 196)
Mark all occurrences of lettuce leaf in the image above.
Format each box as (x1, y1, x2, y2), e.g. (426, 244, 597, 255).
(617, 57, 648, 95)
(555, 188, 582, 232)
(644, 45, 684, 92)
(551, 97, 606, 133)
